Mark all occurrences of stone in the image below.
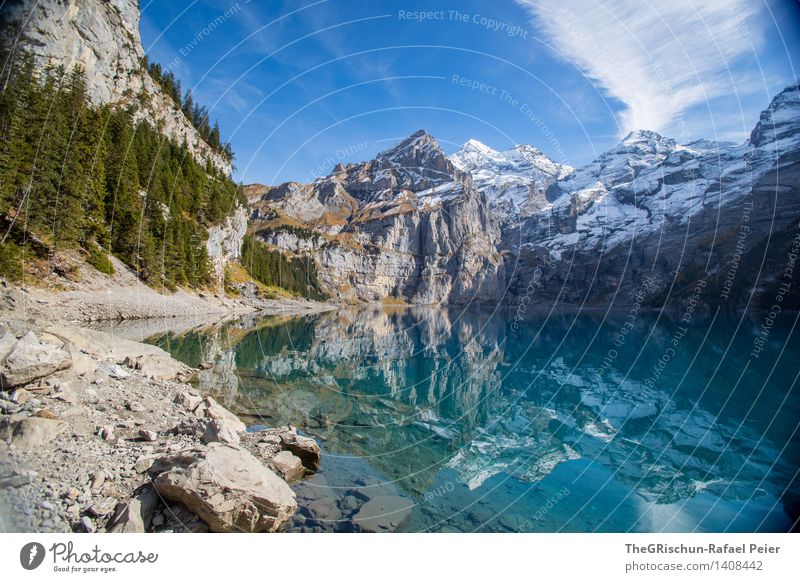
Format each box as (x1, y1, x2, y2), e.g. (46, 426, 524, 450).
(201, 419, 240, 446)
(277, 428, 321, 471)
(125, 401, 145, 413)
(138, 429, 157, 442)
(148, 443, 297, 533)
(98, 426, 115, 441)
(341, 494, 360, 514)
(0, 325, 17, 363)
(0, 331, 72, 388)
(87, 497, 117, 518)
(11, 388, 31, 404)
(269, 451, 305, 482)
(351, 495, 414, 533)
(80, 516, 96, 533)
(0, 399, 20, 416)
(89, 471, 106, 494)
(200, 397, 246, 433)
(167, 419, 202, 437)
(0, 416, 67, 449)
(301, 496, 339, 522)
(134, 455, 158, 474)
(106, 493, 151, 533)
(97, 362, 130, 380)
(52, 389, 76, 404)
(34, 408, 58, 419)
(174, 391, 202, 413)
(136, 356, 188, 382)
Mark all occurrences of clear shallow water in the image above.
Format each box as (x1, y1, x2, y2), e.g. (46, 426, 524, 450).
(146, 306, 800, 532)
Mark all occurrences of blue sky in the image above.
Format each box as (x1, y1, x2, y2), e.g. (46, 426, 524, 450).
(140, 0, 800, 185)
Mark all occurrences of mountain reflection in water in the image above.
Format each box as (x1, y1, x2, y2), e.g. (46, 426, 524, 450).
(145, 306, 800, 532)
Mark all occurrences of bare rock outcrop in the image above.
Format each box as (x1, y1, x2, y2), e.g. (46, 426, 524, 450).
(148, 443, 297, 533)
(0, 0, 231, 175)
(248, 130, 505, 304)
(0, 331, 72, 388)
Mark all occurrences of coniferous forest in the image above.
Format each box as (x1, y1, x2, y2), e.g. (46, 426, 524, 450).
(0, 59, 243, 288)
(143, 57, 233, 161)
(240, 234, 326, 300)
(0, 58, 327, 300)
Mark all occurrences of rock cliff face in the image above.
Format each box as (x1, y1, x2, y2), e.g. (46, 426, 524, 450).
(206, 206, 248, 286)
(248, 84, 800, 307)
(0, 0, 232, 175)
(249, 130, 506, 304)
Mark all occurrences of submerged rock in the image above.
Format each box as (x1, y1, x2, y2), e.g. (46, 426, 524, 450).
(352, 495, 414, 532)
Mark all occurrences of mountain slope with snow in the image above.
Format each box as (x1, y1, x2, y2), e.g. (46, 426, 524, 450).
(502, 83, 800, 307)
(450, 140, 573, 219)
(246, 82, 800, 308)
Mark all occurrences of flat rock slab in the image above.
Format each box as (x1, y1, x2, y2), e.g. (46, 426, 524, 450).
(0, 416, 68, 449)
(44, 326, 167, 362)
(352, 495, 414, 533)
(0, 331, 72, 388)
(44, 326, 189, 381)
(149, 443, 296, 533)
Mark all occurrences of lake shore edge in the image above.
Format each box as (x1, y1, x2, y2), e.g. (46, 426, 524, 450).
(0, 275, 328, 533)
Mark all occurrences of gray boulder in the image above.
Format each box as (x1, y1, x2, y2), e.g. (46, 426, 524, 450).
(352, 495, 413, 532)
(107, 486, 160, 533)
(0, 416, 68, 449)
(0, 332, 72, 388)
(149, 443, 297, 533)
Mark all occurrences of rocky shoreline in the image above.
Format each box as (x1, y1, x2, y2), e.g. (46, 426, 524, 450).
(0, 288, 326, 533)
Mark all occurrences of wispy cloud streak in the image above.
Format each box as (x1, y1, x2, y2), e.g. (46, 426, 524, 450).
(517, 0, 766, 136)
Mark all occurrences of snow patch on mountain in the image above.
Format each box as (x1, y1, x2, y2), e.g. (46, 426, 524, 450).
(450, 139, 573, 217)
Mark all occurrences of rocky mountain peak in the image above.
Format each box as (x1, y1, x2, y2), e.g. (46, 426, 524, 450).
(618, 129, 675, 152)
(749, 82, 800, 149)
(376, 129, 452, 174)
(461, 138, 495, 154)
(450, 138, 573, 217)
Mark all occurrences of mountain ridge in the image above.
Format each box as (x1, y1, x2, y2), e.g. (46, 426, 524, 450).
(246, 81, 800, 308)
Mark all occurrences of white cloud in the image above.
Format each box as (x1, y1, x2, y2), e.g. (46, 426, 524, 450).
(517, 0, 766, 137)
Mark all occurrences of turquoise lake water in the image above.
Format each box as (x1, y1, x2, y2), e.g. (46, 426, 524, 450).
(147, 306, 800, 532)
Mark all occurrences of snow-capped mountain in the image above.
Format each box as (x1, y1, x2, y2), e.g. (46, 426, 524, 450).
(450, 139, 573, 218)
(247, 82, 800, 308)
(502, 83, 800, 306)
(535, 130, 747, 253)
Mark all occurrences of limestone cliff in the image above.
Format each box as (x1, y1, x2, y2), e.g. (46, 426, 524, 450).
(0, 0, 232, 175)
(249, 131, 506, 304)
